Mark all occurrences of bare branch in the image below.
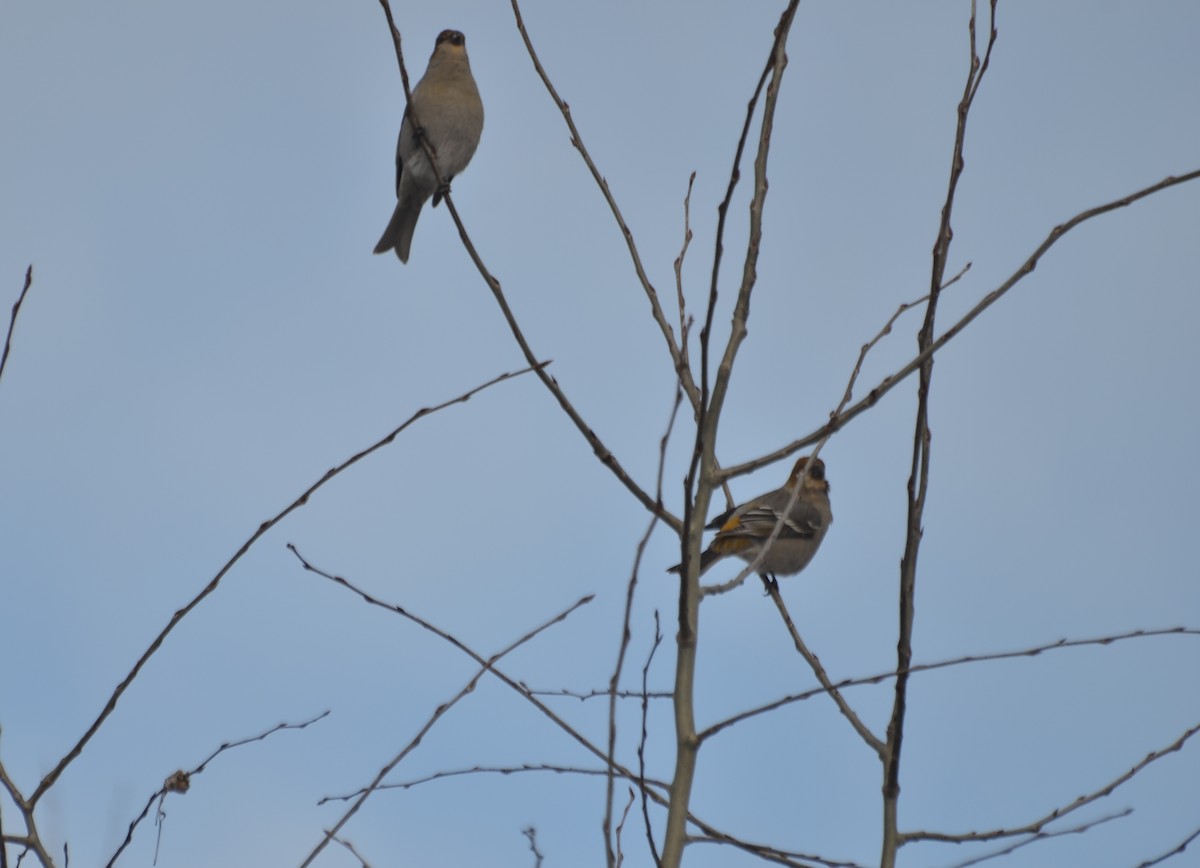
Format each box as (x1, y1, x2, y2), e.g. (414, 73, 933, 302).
(941, 809, 1131, 868)
(667, 7, 803, 865)
(374, 2, 674, 530)
(30, 363, 543, 807)
(523, 827, 544, 868)
(639, 614, 665, 867)
(699, 0, 800, 463)
(754, 585, 885, 757)
(722, 162, 1200, 482)
(0, 266, 33, 387)
(0, 768, 6, 868)
(374, 0, 443, 194)
(699, 267, 974, 600)
(698, 27, 776, 418)
(291, 546, 632, 771)
(507, 0, 699, 408)
(614, 789, 636, 868)
(0, 744, 55, 868)
(320, 764, 672, 803)
(687, 827, 870, 868)
(105, 712, 329, 868)
(443, 176, 682, 528)
(674, 173, 697, 376)
(606, 385, 680, 867)
(293, 550, 838, 866)
(902, 719, 1200, 845)
(329, 832, 374, 868)
(524, 687, 671, 702)
(375, 0, 415, 106)
(0, 754, 26, 815)
(1133, 825, 1200, 868)
(702, 627, 1200, 739)
(833, 264, 969, 431)
(886, 8, 1016, 861)
(299, 596, 591, 867)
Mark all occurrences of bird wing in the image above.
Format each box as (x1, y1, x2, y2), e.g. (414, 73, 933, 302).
(713, 492, 825, 541)
(395, 111, 414, 196)
(704, 503, 738, 532)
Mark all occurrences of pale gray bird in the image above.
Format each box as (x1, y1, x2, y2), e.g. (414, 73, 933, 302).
(374, 29, 484, 262)
(668, 456, 833, 591)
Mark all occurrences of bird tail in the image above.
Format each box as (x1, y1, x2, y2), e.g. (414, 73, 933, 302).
(373, 200, 423, 263)
(666, 548, 720, 576)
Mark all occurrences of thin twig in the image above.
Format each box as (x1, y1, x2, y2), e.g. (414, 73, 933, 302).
(298, 596, 591, 867)
(292, 550, 835, 867)
(523, 827, 544, 868)
(329, 832, 374, 868)
(687, 828, 870, 868)
(758, 584, 884, 756)
(1133, 825, 1200, 868)
(882, 7, 997, 862)
(699, 443, 832, 599)
(375, 0, 439, 188)
(940, 809, 1131, 868)
(614, 789, 636, 868)
(674, 173, 696, 376)
(701, 626, 1200, 739)
(0, 762, 6, 868)
(667, 8, 802, 866)
(105, 712, 329, 868)
(605, 385, 681, 867)
(524, 687, 672, 702)
(698, 32, 776, 422)
(668, 172, 735, 511)
(30, 363, 543, 807)
(639, 613, 665, 866)
(833, 264, 970, 428)
(0, 747, 55, 868)
(319, 764, 671, 804)
(700, 268, 970, 600)
(375, 1, 675, 529)
(677, 7, 789, 607)
(903, 719, 1200, 845)
(720, 161, 1200, 482)
(0, 266, 33, 386)
(507, 0, 700, 409)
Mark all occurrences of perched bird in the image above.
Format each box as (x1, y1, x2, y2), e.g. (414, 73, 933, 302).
(374, 29, 484, 262)
(669, 456, 833, 590)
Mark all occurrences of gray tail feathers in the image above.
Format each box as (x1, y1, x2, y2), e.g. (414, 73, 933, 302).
(373, 201, 423, 263)
(667, 548, 719, 576)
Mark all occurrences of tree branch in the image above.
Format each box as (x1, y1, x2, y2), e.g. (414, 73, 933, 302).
(701, 626, 1200, 739)
(299, 595, 591, 866)
(508, 0, 700, 409)
(376, 1, 676, 530)
(720, 163, 1200, 483)
(105, 712, 329, 867)
(666, 5, 802, 866)
(882, 6, 997, 863)
(0, 266, 33, 387)
(30, 363, 544, 806)
(902, 720, 1200, 845)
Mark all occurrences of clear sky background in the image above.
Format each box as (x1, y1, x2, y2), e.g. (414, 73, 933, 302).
(2, 2, 1198, 867)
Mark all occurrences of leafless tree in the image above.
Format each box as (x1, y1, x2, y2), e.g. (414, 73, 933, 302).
(3, 1, 1198, 866)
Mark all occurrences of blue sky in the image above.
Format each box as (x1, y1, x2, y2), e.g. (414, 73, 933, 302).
(2, 2, 1198, 866)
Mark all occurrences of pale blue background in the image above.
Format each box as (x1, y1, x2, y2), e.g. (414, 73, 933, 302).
(2, 2, 1198, 866)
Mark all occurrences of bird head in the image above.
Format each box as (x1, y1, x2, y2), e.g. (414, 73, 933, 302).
(434, 29, 468, 58)
(787, 455, 829, 493)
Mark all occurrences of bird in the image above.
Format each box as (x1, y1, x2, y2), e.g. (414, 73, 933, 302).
(374, 29, 484, 263)
(668, 456, 833, 591)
